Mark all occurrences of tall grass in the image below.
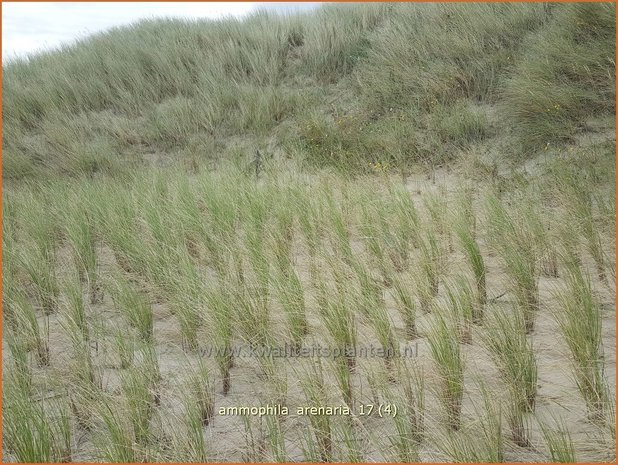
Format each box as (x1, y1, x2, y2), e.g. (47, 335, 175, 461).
(418, 227, 444, 306)
(12, 290, 50, 367)
(455, 214, 486, 321)
(235, 284, 271, 353)
(502, 3, 615, 152)
(1, 3, 615, 461)
(3, 383, 72, 463)
(401, 360, 425, 446)
(62, 279, 90, 343)
(300, 359, 333, 462)
(274, 268, 309, 352)
(5, 329, 33, 395)
(63, 195, 101, 303)
(481, 307, 537, 446)
(553, 166, 609, 283)
(95, 398, 136, 462)
(427, 310, 464, 430)
(333, 416, 364, 463)
(366, 293, 399, 382)
(327, 196, 354, 266)
(436, 383, 503, 462)
(113, 324, 135, 369)
(265, 414, 288, 462)
(482, 308, 537, 412)
(539, 417, 577, 462)
(62, 280, 101, 391)
(352, 259, 383, 321)
(18, 223, 60, 315)
(319, 279, 357, 373)
(445, 278, 477, 344)
(108, 272, 154, 343)
(206, 286, 235, 395)
(121, 367, 156, 448)
(391, 182, 421, 250)
(169, 256, 206, 352)
(271, 191, 295, 275)
(4, 4, 613, 177)
(554, 263, 609, 419)
(391, 273, 418, 340)
(185, 359, 215, 427)
(179, 395, 209, 462)
(485, 194, 539, 332)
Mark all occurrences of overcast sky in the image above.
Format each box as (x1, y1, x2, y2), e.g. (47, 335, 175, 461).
(2, 2, 321, 60)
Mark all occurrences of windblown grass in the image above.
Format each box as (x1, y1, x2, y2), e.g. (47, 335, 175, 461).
(427, 310, 464, 430)
(554, 263, 609, 420)
(1, 4, 615, 460)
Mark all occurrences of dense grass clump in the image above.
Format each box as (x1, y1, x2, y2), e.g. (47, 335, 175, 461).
(3, 3, 614, 178)
(502, 3, 616, 152)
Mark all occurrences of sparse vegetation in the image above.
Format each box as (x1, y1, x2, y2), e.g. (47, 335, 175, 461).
(2, 2, 615, 463)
